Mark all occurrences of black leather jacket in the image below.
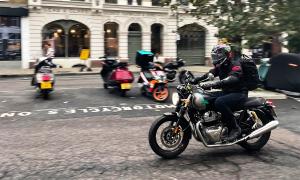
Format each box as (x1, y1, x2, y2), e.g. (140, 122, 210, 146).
(194, 60, 248, 93)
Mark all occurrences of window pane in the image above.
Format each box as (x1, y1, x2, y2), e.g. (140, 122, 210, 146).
(42, 20, 90, 58)
(0, 16, 21, 61)
(151, 24, 163, 54)
(68, 24, 90, 57)
(42, 23, 66, 57)
(104, 22, 119, 56)
(152, 0, 160, 6)
(105, 0, 117, 4)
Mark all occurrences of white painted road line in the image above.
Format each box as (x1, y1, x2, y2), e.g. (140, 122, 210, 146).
(0, 104, 176, 119)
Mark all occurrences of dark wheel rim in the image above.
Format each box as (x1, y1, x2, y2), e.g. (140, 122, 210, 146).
(156, 121, 184, 151)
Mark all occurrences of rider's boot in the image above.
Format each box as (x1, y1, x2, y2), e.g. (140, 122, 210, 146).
(223, 119, 241, 142)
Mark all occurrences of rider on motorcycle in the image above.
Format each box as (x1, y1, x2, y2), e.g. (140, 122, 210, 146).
(31, 43, 58, 85)
(191, 44, 248, 142)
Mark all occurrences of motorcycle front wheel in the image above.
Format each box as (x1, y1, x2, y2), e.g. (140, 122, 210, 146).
(152, 85, 169, 102)
(148, 115, 191, 159)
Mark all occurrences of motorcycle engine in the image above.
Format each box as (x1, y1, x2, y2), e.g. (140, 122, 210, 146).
(202, 111, 221, 123)
(201, 111, 225, 144)
(203, 124, 228, 144)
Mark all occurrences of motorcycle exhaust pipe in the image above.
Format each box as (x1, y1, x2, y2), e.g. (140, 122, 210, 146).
(246, 120, 279, 140)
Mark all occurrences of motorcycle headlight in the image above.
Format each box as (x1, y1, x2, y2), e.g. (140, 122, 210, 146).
(172, 92, 180, 105)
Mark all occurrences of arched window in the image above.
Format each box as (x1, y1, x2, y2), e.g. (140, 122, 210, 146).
(128, 23, 142, 62)
(151, 23, 163, 54)
(128, 0, 142, 5)
(104, 22, 119, 56)
(42, 20, 90, 58)
(105, 0, 117, 4)
(152, 0, 160, 6)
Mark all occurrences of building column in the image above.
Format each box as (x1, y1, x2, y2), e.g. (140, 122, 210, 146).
(142, 0, 152, 6)
(142, 31, 151, 51)
(119, 32, 128, 60)
(21, 17, 30, 69)
(163, 18, 177, 59)
(205, 26, 218, 65)
(118, 0, 127, 5)
(90, 30, 104, 59)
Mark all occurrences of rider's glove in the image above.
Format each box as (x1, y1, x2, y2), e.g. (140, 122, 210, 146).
(202, 81, 222, 90)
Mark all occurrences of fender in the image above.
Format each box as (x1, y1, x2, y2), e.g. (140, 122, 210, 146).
(163, 112, 192, 139)
(253, 107, 275, 122)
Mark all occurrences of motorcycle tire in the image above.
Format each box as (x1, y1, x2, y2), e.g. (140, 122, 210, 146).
(42, 92, 49, 100)
(238, 111, 271, 151)
(148, 115, 191, 159)
(103, 83, 108, 89)
(120, 90, 127, 97)
(152, 86, 169, 102)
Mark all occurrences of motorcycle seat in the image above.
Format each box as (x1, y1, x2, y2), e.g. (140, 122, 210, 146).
(38, 66, 52, 73)
(243, 97, 265, 108)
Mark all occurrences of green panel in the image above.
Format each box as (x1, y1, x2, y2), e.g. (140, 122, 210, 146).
(178, 24, 206, 65)
(128, 32, 142, 63)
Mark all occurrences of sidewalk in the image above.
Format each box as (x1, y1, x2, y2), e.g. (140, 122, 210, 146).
(0, 65, 212, 78)
(0, 66, 287, 99)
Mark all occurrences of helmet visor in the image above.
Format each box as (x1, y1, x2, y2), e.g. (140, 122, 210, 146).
(211, 52, 226, 65)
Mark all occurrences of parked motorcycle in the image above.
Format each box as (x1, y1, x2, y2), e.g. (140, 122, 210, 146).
(100, 56, 134, 97)
(162, 57, 190, 83)
(32, 57, 56, 99)
(138, 67, 169, 102)
(136, 50, 169, 102)
(148, 71, 279, 159)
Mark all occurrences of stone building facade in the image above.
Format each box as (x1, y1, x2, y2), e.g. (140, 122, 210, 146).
(10, 0, 219, 68)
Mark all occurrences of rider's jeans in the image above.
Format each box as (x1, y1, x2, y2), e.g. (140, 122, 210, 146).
(212, 91, 248, 129)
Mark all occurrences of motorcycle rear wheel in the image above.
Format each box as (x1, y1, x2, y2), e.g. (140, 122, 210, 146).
(42, 92, 49, 100)
(149, 116, 190, 159)
(152, 86, 169, 102)
(120, 90, 127, 97)
(103, 83, 108, 89)
(238, 111, 271, 151)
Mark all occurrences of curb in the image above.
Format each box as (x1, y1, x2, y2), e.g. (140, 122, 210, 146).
(249, 91, 287, 100)
(0, 72, 100, 78)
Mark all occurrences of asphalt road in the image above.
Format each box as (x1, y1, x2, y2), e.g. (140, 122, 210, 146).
(0, 75, 300, 179)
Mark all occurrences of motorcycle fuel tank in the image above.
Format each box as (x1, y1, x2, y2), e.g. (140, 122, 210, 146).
(192, 92, 209, 110)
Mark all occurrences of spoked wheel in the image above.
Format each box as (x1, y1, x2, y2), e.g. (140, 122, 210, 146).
(148, 116, 191, 159)
(152, 86, 169, 102)
(238, 111, 271, 151)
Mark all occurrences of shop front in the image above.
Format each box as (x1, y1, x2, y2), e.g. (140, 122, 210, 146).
(0, 7, 28, 65)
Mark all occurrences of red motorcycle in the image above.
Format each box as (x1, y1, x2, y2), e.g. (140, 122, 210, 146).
(100, 57, 134, 96)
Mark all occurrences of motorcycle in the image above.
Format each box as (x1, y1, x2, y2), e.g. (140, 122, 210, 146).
(32, 57, 56, 99)
(138, 66, 169, 102)
(100, 56, 134, 97)
(148, 71, 279, 159)
(162, 57, 190, 83)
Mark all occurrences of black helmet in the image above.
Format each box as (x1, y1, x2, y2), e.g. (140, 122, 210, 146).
(211, 44, 231, 65)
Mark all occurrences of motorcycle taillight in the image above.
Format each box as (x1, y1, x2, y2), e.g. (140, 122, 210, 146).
(266, 100, 276, 108)
(42, 75, 51, 81)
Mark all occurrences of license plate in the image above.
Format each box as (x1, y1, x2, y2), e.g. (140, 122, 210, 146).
(121, 83, 131, 89)
(41, 82, 52, 89)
